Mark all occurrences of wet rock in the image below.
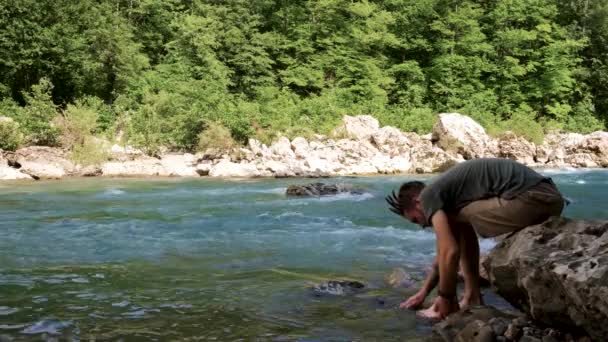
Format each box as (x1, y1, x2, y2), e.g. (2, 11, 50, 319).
(428, 306, 587, 342)
(431, 306, 517, 342)
(385, 268, 416, 288)
(311, 280, 365, 296)
(286, 183, 363, 197)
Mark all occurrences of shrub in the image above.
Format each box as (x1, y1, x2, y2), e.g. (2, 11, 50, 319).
(0, 119, 23, 151)
(498, 105, 545, 144)
(56, 102, 99, 149)
(197, 121, 237, 153)
(20, 78, 61, 146)
(70, 136, 109, 166)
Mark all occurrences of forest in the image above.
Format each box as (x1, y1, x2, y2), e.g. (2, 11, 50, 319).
(1, 0, 607, 156)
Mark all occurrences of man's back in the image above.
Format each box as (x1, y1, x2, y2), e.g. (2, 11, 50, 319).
(420, 158, 546, 221)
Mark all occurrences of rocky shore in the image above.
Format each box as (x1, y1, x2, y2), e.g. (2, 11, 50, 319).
(429, 216, 607, 341)
(1, 113, 607, 180)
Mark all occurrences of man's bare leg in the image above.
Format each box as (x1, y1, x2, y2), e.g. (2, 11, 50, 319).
(456, 223, 483, 309)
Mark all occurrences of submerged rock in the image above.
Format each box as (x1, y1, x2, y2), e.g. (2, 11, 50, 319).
(311, 280, 366, 297)
(286, 183, 363, 197)
(385, 268, 417, 288)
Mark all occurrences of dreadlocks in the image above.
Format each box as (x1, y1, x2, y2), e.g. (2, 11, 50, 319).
(385, 181, 426, 216)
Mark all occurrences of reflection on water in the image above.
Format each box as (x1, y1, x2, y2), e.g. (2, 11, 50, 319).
(0, 169, 606, 340)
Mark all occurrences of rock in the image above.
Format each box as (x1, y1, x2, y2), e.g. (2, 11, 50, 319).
(457, 319, 495, 342)
(79, 165, 102, 177)
(102, 158, 168, 177)
(386, 268, 416, 288)
(285, 183, 363, 197)
(371, 126, 412, 155)
(261, 160, 295, 178)
(160, 153, 199, 177)
(208, 160, 259, 178)
(498, 132, 537, 166)
(333, 115, 379, 140)
(431, 306, 517, 342)
(270, 137, 295, 159)
(432, 113, 494, 159)
(195, 162, 212, 176)
(484, 217, 608, 341)
(6, 147, 76, 179)
(311, 280, 365, 297)
(291, 137, 310, 159)
(0, 162, 32, 180)
(248, 138, 271, 158)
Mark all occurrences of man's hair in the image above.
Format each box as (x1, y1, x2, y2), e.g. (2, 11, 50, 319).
(385, 181, 426, 216)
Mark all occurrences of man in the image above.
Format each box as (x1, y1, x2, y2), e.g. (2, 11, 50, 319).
(386, 158, 565, 319)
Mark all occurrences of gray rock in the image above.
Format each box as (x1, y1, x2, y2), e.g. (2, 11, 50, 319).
(311, 280, 365, 297)
(484, 217, 608, 341)
(285, 183, 363, 197)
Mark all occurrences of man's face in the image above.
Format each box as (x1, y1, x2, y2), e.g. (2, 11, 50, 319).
(403, 202, 429, 227)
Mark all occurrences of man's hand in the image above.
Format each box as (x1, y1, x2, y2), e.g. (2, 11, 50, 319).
(417, 296, 459, 320)
(400, 289, 427, 309)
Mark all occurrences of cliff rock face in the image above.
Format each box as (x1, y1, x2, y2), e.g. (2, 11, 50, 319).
(484, 217, 608, 341)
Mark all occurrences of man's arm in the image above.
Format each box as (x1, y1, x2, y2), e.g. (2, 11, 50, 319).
(400, 257, 439, 309)
(432, 209, 460, 316)
(421, 257, 440, 294)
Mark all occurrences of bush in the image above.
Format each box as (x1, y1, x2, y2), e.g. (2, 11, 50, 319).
(56, 102, 99, 149)
(197, 121, 237, 153)
(70, 136, 109, 166)
(0, 119, 23, 151)
(497, 105, 545, 144)
(19, 78, 61, 146)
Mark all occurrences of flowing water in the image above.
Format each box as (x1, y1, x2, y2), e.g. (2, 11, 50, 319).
(0, 169, 607, 341)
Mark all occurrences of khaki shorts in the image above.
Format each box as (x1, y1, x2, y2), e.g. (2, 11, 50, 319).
(454, 180, 565, 238)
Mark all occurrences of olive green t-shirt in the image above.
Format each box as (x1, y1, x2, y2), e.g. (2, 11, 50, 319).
(420, 158, 547, 222)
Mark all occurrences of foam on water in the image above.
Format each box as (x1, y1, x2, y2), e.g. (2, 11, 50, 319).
(21, 320, 72, 335)
(0, 306, 18, 316)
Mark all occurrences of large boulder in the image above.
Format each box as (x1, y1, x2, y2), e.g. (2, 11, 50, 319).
(484, 217, 608, 341)
(6, 146, 76, 179)
(160, 153, 199, 177)
(371, 126, 412, 156)
(333, 115, 379, 140)
(432, 113, 495, 159)
(270, 137, 296, 160)
(497, 131, 537, 166)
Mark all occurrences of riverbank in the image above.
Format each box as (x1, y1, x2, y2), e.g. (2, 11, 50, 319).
(1, 113, 607, 180)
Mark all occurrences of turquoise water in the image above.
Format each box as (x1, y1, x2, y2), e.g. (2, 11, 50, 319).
(0, 169, 606, 341)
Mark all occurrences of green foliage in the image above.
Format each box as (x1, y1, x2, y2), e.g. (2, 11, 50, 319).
(197, 121, 237, 153)
(18, 79, 60, 146)
(498, 105, 545, 144)
(0, 119, 23, 151)
(0, 0, 605, 153)
(56, 101, 99, 149)
(70, 136, 109, 166)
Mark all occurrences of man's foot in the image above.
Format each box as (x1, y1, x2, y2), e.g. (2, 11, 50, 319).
(459, 295, 483, 310)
